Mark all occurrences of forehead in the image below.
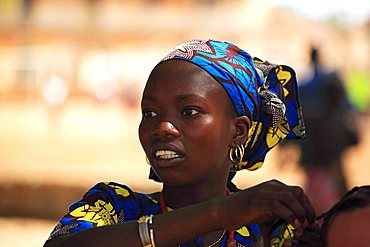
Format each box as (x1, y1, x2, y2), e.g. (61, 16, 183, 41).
(326, 206, 370, 246)
(143, 60, 228, 101)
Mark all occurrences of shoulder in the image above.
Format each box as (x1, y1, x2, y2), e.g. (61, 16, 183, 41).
(68, 182, 138, 211)
(67, 182, 143, 225)
(69, 181, 162, 221)
(88, 181, 135, 195)
(88, 181, 137, 199)
(46, 182, 160, 241)
(90, 182, 162, 217)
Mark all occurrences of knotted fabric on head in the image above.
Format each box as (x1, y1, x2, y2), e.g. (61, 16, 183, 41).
(149, 39, 305, 181)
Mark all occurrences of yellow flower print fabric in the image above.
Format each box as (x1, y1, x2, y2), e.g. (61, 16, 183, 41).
(69, 199, 118, 226)
(46, 182, 293, 247)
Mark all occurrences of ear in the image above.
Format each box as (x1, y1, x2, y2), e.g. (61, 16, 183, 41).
(230, 116, 250, 148)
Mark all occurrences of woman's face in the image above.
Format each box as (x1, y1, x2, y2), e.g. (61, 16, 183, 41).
(139, 60, 237, 187)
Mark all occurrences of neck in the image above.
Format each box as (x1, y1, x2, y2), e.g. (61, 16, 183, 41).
(160, 183, 234, 247)
(161, 182, 228, 209)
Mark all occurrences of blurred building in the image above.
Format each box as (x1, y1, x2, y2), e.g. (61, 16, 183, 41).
(0, 1, 369, 246)
(0, 0, 369, 102)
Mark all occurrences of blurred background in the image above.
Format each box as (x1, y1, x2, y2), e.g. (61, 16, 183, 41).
(0, 0, 369, 246)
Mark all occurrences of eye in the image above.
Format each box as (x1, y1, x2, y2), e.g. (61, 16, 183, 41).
(142, 109, 157, 118)
(182, 108, 200, 116)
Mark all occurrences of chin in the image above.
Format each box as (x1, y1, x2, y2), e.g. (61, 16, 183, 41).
(158, 176, 185, 186)
(155, 173, 190, 187)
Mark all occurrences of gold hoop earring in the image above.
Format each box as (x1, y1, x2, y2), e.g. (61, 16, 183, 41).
(229, 148, 238, 164)
(237, 144, 245, 163)
(145, 156, 151, 165)
(229, 144, 245, 164)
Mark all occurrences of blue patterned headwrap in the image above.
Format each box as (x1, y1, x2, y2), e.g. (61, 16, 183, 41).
(149, 39, 305, 179)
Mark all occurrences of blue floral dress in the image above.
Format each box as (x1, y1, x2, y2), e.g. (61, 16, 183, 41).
(46, 182, 293, 246)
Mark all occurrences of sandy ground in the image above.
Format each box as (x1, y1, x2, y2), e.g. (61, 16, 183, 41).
(0, 98, 369, 246)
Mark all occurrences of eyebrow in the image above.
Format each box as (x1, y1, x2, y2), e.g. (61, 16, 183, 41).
(176, 93, 206, 102)
(141, 95, 156, 102)
(142, 93, 207, 103)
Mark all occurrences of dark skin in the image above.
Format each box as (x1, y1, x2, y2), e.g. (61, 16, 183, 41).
(45, 60, 317, 247)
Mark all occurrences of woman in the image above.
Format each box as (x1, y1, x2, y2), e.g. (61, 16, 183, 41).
(44, 39, 317, 247)
(319, 185, 370, 247)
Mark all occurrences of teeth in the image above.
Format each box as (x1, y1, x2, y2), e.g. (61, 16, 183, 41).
(155, 150, 180, 159)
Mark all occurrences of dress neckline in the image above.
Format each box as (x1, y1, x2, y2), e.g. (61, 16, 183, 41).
(159, 190, 236, 247)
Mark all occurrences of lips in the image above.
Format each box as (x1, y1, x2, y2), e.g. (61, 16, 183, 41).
(155, 150, 181, 160)
(150, 145, 185, 168)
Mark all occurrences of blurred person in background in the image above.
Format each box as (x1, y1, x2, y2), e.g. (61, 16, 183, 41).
(319, 185, 370, 247)
(44, 39, 319, 247)
(297, 46, 359, 215)
(41, 74, 69, 131)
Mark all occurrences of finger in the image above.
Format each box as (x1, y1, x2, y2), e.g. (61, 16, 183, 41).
(255, 179, 286, 191)
(268, 187, 314, 227)
(302, 192, 316, 225)
(282, 239, 293, 247)
(282, 239, 300, 247)
(275, 190, 307, 224)
(295, 227, 322, 245)
(246, 181, 315, 225)
(256, 181, 310, 224)
(268, 200, 298, 224)
(293, 227, 303, 238)
(288, 186, 316, 225)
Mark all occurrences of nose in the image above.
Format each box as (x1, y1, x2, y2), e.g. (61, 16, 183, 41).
(152, 121, 180, 137)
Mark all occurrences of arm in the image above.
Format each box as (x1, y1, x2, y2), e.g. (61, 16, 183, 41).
(45, 180, 316, 247)
(45, 197, 221, 247)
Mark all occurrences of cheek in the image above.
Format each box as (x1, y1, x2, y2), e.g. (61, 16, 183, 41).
(138, 121, 148, 151)
(186, 117, 231, 152)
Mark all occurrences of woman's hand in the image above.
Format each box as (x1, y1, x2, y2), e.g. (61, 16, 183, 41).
(282, 222, 322, 247)
(217, 179, 316, 231)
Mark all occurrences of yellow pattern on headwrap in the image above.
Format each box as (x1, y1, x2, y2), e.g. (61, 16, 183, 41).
(266, 119, 290, 148)
(247, 122, 263, 148)
(275, 66, 291, 86)
(275, 66, 292, 97)
(246, 161, 264, 171)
